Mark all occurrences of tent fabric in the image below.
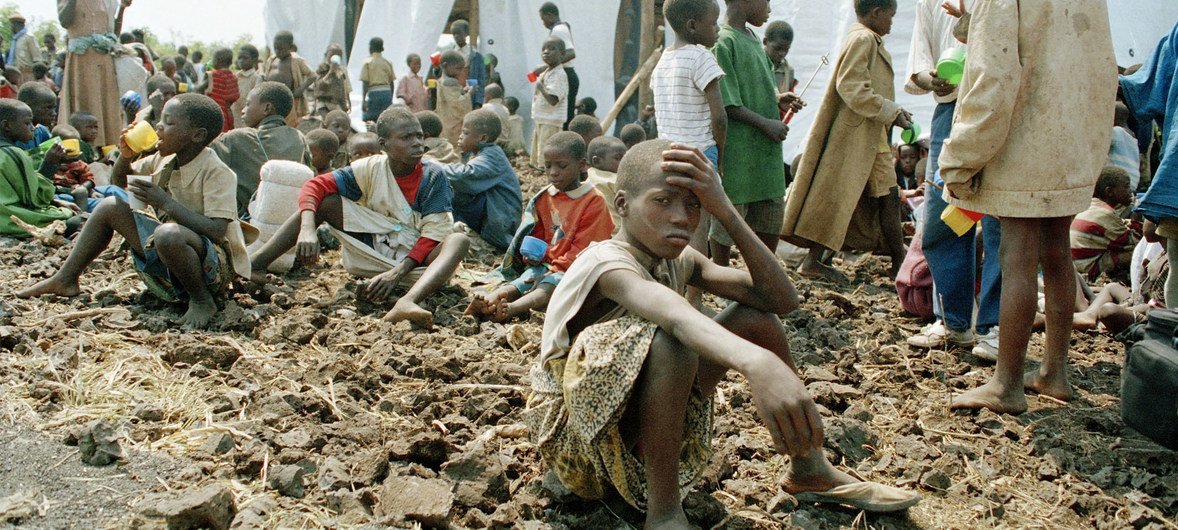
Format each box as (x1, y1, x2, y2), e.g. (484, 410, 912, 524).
(263, 0, 346, 72)
(265, 0, 1177, 159)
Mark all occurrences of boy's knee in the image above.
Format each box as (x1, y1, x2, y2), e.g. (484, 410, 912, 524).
(720, 304, 782, 336)
(444, 231, 471, 253)
(92, 195, 128, 215)
(649, 330, 699, 375)
(151, 223, 194, 251)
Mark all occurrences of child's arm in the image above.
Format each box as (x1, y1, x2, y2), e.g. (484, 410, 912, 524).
(661, 146, 799, 314)
(131, 179, 228, 241)
(444, 153, 503, 195)
(38, 143, 66, 179)
(713, 36, 786, 142)
(835, 33, 903, 126)
(595, 266, 822, 456)
(703, 79, 727, 171)
(537, 74, 561, 106)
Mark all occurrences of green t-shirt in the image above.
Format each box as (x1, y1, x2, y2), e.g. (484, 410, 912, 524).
(712, 24, 785, 204)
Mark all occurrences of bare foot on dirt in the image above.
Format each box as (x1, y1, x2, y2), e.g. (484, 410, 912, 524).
(797, 259, 846, 283)
(950, 380, 1028, 414)
(1071, 311, 1098, 331)
(464, 293, 495, 319)
(644, 510, 691, 530)
(384, 299, 434, 329)
(17, 276, 81, 298)
(178, 298, 218, 329)
(490, 298, 528, 324)
(1024, 370, 1074, 402)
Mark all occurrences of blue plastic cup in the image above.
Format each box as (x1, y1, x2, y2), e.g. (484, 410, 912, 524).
(466, 79, 478, 88)
(520, 236, 548, 263)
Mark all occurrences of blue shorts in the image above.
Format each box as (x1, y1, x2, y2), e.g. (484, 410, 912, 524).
(703, 145, 719, 168)
(55, 185, 128, 213)
(131, 212, 228, 302)
(509, 265, 563, 294)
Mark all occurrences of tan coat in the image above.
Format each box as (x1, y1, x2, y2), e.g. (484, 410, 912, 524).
(782, 23, 902, 251)
(939, 0, 1117, 218)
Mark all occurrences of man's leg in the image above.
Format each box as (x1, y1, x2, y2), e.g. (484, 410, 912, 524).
(952, 217, 1039, 414)
(19, 197, 143, 298)
(384, 232, 471, 327)
(152, 223, 218, 329)
(250, 194, 345, 274)
(1024, 216, 1078, 401)
(562, 67, 579, 130)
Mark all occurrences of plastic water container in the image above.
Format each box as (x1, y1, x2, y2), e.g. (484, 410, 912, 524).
(901, 122, 922, 144)
(120, 90, 142, 110)
(940, 204, 984, 236)
(936, 47, 966, 85)
(520, 236, 548, 263)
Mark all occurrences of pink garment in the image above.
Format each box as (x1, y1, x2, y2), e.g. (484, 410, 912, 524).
(396, 74, 428, 112)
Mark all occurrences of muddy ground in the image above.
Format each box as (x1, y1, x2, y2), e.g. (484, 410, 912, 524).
(1, 158, 1176, 529)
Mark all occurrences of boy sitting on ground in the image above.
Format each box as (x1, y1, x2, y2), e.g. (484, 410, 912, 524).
(248, 108, 470, 328)
(441, 109, 523, 251)
(500, 96, 528, 156)
(1071, 166, 1140, 282)
(586, 135, 627, 227)
(305, 129, 340, 175)
(0, 99, 75, 236)
(416, 110, 460, 164)
(211, 81, 313, 216)
(49, 124, 127, 212)
(16, 83, 56, 152)
(347, 132, 382, 161)
(575, 97, 597, 118)
(567, 114, 602, 146)
(69, 111, 101, 164)
(323, 109, 353, 169)
(523, 141, 920, 526)
(467, 132, 614, 322)
(19, 94, 253, 329)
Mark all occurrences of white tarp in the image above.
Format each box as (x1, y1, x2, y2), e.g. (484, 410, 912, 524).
(1107, 1, 1178, 65)
(348, 0, 457, 116)
(263, 0, 347, 69)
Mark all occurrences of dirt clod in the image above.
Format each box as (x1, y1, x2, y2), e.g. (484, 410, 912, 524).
(78, 419, 123, 466)
(268, 464, 306, 498)
(135, 483, 236, 530)
(378, 475, 454, 526)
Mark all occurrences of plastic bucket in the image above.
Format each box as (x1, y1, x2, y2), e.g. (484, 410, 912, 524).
(901, 122, 922, 145)
(936, 47, 966, 85)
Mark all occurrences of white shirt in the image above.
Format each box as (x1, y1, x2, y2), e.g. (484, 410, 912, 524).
(650, 44, 725, 150)
(905, 0, 973, 104)
(532, 66, 569, 126)
(549, 22, 576, 67)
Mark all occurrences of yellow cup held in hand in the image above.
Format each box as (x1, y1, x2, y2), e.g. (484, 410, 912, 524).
(60, 138, 81, 156)
(123, 121, 159, 154)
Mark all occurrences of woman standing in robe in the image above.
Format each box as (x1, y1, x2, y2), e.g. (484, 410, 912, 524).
(57, 0, 130, 146)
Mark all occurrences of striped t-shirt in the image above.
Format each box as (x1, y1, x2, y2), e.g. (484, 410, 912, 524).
(650, 44, 726, 150)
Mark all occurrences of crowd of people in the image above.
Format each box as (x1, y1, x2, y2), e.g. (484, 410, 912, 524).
(2, 0, 1176, 527)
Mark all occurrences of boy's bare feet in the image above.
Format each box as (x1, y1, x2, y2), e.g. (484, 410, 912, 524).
(1024, 370, 1074, 402)
(797, 257, 847, 283)
(1071, 311, 1098, 331)
(17, 276, 81, 298)
(384, 299, 434, 329)
(464, 293, 495, 319)
(950, 380, 1028, 414)
(490, 298, 529, 323)
(178, 297, 218, 329)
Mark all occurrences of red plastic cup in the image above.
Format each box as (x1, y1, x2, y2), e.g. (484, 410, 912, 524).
(430, 51, 442, 67)
(527, 71, 538, 83)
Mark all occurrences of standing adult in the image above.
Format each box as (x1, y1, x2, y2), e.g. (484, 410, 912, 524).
(8, 13, 40, 83)
(1121, 22, 1178, 308)
(58, 0, 129, 147)
(537, 2, 578, 129)
(903, 0, 1001, 361)
(941, 0, 1116, 413)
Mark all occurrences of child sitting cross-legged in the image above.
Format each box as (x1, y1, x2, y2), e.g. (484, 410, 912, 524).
(417, 110, 459, 164)
(523, 140, 920, 526)
(249, 108, 471, 329)
(19, 94, 253, 329)
(441, 108, 523, 252)
(586, 135, 628, 228)
(0, 99, 75, 237)
(466, 131, 614, 322)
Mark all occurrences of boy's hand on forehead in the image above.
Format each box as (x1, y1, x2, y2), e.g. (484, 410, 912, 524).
(660, 145, 730, 215)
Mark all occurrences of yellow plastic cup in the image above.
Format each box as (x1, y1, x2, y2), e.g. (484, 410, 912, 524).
(936, 47, 966, 86)
(100, 145, 117, 158)
(426, 79, 437, 89)
(123, 121, 159, 154)
(177, 82, 188, 93)
(61, 138, 80, 156)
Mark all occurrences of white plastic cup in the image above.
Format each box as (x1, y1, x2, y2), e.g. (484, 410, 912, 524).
(126, 175, 151, 211)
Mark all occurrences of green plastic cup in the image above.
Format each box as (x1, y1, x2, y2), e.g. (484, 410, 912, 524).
(936, 47, 966, 85)
(901, 122, 922, 145)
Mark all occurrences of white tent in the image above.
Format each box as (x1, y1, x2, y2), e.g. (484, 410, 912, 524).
(265, 0, 1178, 158)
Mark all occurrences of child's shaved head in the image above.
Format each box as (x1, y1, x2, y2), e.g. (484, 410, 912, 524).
(568, 115, 603, 145)
(169, 93, 224, 146)
(544, 131, 588, 161)
(617, 139, 672, 195)
(348, 132, 382, 160)
(253, 81, 295, 118)
(414, 110, 444, 139)
(306, 128, 340, 157)
(1094, 166, 1131, 199)
(464, 109, 502, 143)
(588, 136, 627, 172)
(376, 107, 419, 139)
(664, 0, 718, 36)
(440, 50, 465, 68)
(484, 83, 504, 101)
(51, 124, 80, 140)
(619, 123, 647, 149)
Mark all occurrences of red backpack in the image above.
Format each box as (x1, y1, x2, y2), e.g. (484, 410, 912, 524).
(896, 235, 934, 319)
